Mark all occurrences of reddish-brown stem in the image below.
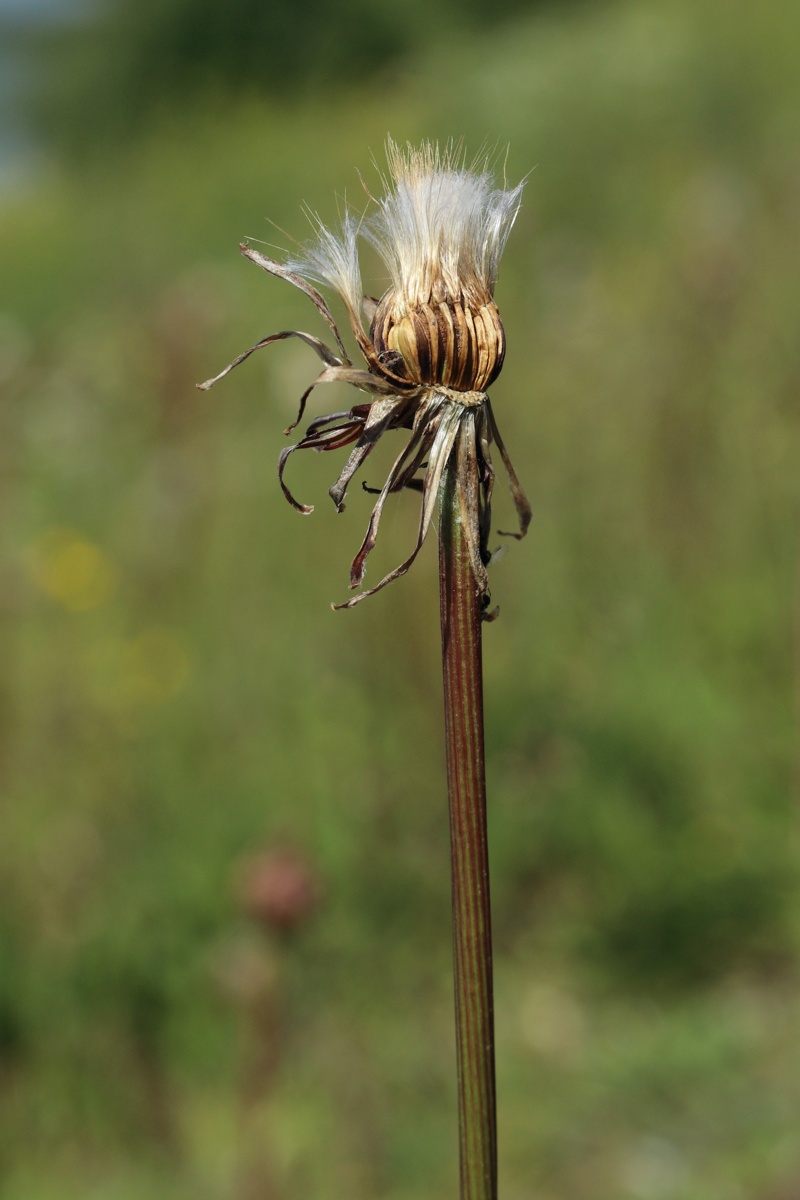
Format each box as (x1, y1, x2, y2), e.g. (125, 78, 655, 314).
(439, 449, 497, 1200)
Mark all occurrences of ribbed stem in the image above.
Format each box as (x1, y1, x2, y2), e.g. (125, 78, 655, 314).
(439, 449, 497, 1200)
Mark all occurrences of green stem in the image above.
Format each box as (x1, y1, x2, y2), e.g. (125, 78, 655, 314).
(439, 448, 497, 1200)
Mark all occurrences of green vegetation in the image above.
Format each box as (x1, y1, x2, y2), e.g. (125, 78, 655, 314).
(2, 0, 799, 1195)
(16, 0, 547, 158)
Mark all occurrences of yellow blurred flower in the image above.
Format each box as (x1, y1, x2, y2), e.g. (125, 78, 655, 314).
(28, 528, 117, 612)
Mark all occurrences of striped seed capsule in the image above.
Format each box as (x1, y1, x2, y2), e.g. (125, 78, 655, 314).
(370, 294, 506, 393)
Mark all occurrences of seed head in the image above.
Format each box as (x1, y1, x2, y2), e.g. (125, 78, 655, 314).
(370, 294, 505, 391)
(199, 139, 531, 610)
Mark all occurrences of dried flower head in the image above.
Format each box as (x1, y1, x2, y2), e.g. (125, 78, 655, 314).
(199, 139, 531, 610)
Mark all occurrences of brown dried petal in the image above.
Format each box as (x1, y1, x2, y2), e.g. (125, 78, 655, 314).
(334, 396, 463, 610)
(486, 398, 532, 539)
(240, 244, 351, 363)
(278, 413, 367, 513)
(197, 328, 343, 392)
(328, 393, 412, 511)
(344, 392, 446, 588)
(284, 364, 395, 435)
(328, 441, 380, 512)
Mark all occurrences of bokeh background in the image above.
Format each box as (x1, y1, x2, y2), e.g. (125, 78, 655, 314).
(1, 0, 799, 1196)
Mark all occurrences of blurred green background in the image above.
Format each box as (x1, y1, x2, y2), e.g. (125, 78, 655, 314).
(1, 0, 799, 1196)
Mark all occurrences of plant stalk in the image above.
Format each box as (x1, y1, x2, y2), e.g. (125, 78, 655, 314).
(439, 450, 497, 1200)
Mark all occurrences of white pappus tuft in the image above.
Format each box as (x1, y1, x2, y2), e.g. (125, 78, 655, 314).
(363, 140, 525, 315)
(286, 209, 364, 323)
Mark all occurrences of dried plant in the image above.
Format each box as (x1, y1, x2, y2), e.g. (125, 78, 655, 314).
(200, 139, 530, 1200)
(199, 140, 530, 611)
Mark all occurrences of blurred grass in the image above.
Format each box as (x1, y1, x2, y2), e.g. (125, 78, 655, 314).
(1, 0, 799, 1196)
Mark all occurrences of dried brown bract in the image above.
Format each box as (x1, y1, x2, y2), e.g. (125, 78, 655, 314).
(199, 140, 531, 610)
